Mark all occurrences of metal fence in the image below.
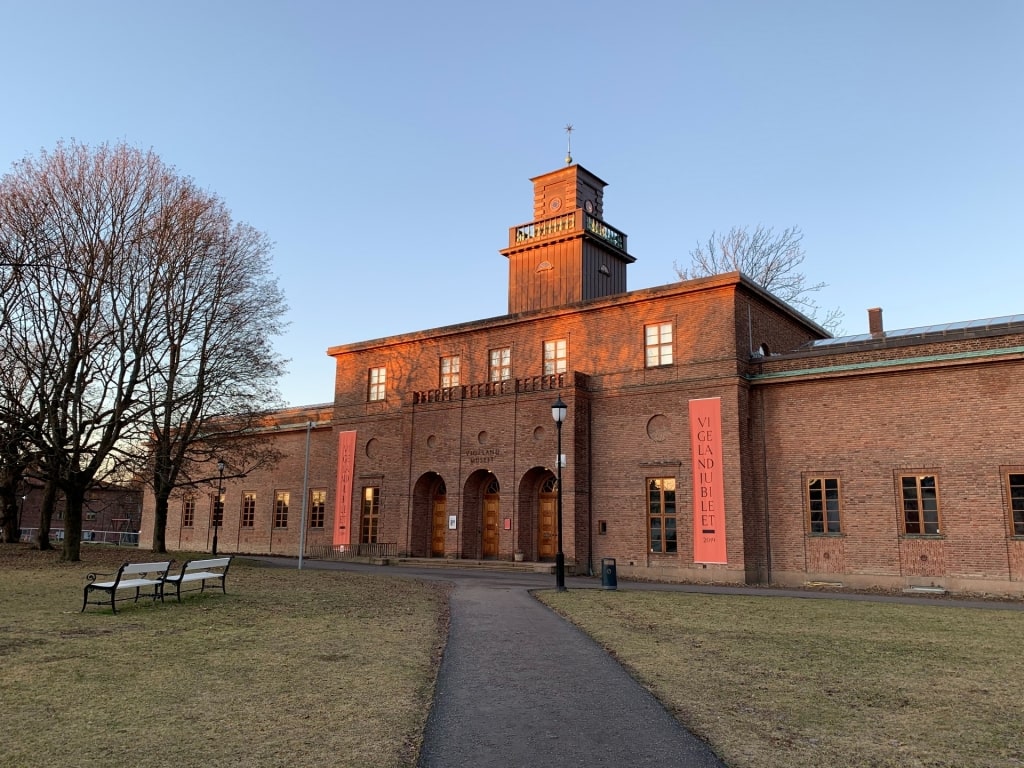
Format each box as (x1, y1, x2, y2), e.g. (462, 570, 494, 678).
(18, 528, 140, 546)
(305, 542, 397, 561)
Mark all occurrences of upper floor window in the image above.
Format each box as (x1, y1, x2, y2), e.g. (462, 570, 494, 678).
(648, 477, 677, 553)
(645, 322, 673, 367)
(900, 474, 940, 535)
(440, 355, 460, 388)
(310, 489, 326, 529)
(489, 347, 511, 382)
(274, 491, 290, 528)
(241, 492, 256, 528)
(368, 366, 386, 401)
(544, 339, 567, 376)
(806, 477, 841, 534)
(1006, 472, 1024, 536)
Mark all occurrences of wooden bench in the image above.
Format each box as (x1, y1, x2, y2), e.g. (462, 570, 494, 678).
(82, 561, 171, 614)
(163, 557, 232, 602)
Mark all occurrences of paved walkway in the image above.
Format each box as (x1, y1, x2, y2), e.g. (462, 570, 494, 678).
(256, 558, 1023, 767)
(415, 573, 724, 768)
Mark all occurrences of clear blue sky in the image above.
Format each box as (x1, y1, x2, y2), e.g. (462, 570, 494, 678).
(3, 1, 1021, 406)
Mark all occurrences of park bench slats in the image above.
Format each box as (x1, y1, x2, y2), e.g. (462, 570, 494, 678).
(163, 556, 232, 602)
(82, 561, 171, 614)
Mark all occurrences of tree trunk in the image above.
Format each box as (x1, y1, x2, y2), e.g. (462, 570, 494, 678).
(0, 487, 18, 543)
(0, 466, 22, 543)
(60, 485, 85, 562)
(36, 481, 56, 551)
(152, 491, 169, 554)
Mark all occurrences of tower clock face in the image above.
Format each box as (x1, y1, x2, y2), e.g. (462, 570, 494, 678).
(584, 200, 594, 213)
(549, 197, 562, 212)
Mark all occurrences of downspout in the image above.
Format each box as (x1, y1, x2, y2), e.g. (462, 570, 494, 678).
(298, 420, 312, 569)
(406, 397, 416, 557)
(586, 385, 594, 577)
(758, 387, 772, 585)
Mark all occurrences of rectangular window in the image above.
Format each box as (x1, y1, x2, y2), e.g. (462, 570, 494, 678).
(648, 478, 677, 553)
(489, 347, 511, 382)
(645, 322, 673, 367)
(901, 474, 940, 535)
(274, 491, 290, 528)
(807, 477, 842, 534)
(1007, 473, 1024, 536)
(440, 355, 460, 388)
(182, 497, 195, 528)
(368, 366, 386, 402)
(241, 492, 256, 528)
(543, 339, 567, 376)
(310, 489, 326, 528)
(360, 486, 380, 544)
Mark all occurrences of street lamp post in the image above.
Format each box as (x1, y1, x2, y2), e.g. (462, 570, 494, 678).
(551, 396, 567, 592)
(213, 460, 225, 556)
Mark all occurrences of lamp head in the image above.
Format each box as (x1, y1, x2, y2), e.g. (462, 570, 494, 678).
(551, 396, 567, 424)
(217, 460, 225, 473)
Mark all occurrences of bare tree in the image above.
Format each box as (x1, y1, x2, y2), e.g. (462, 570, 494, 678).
(140, 186, 286, 553)
(0, 140, 286, 560)
(674, 225, 843, 333)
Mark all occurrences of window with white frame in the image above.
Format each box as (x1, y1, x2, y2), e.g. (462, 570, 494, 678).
(489, 347, 511, 382)
(543, 339, 567, 375)
(368, 366, 386, 401)
(645, 322, 673, 367)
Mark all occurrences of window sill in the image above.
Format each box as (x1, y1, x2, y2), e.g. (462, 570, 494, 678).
(806, 532, 844, 538)
(899, 534, 945, 540)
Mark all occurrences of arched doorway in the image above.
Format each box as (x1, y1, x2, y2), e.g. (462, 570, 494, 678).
(538, 475, 558, 560)
(482, 476, 500, 559)
(410, 472, 446, 558)
(431, 479, 447, 557)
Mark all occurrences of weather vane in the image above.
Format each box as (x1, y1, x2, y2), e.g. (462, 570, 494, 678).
(565, 124, 573, 165)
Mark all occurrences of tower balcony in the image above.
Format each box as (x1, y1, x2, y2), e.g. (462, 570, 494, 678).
(503, 210, 627, 255)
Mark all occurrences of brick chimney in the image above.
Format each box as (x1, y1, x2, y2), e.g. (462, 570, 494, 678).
(868, 307, 884, 338)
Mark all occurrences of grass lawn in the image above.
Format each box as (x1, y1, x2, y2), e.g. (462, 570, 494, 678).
(539, 589, 1024, 768)
(0, 545, 448, 768)
(5, 545, 1023, 768)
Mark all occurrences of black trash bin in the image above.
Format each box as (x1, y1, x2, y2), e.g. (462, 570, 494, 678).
(601, 557, 617, 590)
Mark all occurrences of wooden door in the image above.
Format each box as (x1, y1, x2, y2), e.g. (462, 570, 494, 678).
(482, 493, 500, 558)
(431, 497, 447, 557)
(538, 492, 557, 560)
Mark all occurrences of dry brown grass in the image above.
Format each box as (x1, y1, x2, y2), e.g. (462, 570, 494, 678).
(0, 545, 448, 768)
(539, 589, 1024, 768)
(8, 545, 1024, 768)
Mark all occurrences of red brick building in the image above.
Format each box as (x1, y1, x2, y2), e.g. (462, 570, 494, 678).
(141, 162, 1024, 596)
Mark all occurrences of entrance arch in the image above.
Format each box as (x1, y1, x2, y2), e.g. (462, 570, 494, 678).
(516, 467, 556, 561)
(482, 477, 500, 559)
(538, 475, 558, 560)
(431, 480, 448, 557)
(411, 472, 447, 558)
(462, 470, 500, 559)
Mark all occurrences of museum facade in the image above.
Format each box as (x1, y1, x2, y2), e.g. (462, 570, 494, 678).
(140, 162, 1024, 595)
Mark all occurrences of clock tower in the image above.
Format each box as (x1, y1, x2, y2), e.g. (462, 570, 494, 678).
(499, 163, 635, 314)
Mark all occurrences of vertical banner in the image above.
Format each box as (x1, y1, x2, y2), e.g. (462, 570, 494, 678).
(689, 398, 728, 564)
(334, 430, 357, 549)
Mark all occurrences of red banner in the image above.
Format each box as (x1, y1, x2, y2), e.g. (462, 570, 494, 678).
(689, 398, 728, 564)
(334, 431, 357, 549)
